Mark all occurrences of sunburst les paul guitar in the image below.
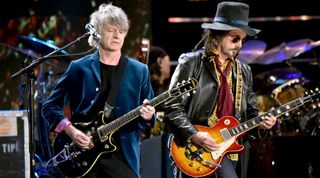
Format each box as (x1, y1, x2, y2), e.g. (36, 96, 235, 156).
(170, 88, 320, 178)
(51, 78, 197, 178)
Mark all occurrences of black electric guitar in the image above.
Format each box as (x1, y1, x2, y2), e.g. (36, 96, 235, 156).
(51, 78, 197, 178)
(170, 88, 320, 178)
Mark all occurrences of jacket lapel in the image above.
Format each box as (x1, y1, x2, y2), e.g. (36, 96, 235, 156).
(203, 59, 218, 84)
(90, 51, 101, 84)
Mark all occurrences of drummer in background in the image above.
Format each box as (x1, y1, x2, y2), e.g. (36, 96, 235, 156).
(148, 46, 171, 97)
(143, 45, 171, 138)
(141, 46, 175, 178)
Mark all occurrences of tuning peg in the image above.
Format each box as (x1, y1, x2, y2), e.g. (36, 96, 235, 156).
(312, 104, 317, 109)
(192, 90, 196, 94)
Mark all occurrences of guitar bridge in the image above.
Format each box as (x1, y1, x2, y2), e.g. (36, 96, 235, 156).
(52, 144, 81, 166)
(196, 154, 221, 168)
(185, 143, 221, 168)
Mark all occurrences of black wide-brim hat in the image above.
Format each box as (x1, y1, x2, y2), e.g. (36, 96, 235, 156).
(201, 1, 261, 36)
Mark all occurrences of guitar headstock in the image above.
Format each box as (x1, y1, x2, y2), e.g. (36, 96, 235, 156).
(169, 78, 198, 98)
(303, 88, 320, 104)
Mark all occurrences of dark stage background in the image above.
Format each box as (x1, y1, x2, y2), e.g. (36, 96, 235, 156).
(1, 0, 320, 177)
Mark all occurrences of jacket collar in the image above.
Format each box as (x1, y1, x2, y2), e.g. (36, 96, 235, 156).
(203, 56, 218, 83)
(203, 55, 238, 88)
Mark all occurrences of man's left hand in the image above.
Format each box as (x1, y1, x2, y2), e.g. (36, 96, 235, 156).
(140, 99, 155, 121)
(260, 115, 277, 129)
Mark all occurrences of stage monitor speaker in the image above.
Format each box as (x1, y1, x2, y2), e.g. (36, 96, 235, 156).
(0, 110, 29, 178)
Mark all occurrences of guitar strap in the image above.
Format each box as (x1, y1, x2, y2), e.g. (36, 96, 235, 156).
(103, 56, 128, 118)
(235, 60, 243, 114)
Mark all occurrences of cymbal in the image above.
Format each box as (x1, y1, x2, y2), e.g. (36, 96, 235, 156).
(284, 39, 313, 58)
(237, 40, 267, 64)
(257, 39, 312, 65)
(295, 39, 320, 56)
(0, 43, 38, 58)
(19, 36, 68, 55)
(255, 42, 286, 65)
(12, 47, 38, 59)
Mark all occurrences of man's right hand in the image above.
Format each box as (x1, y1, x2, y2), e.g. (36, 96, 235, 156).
(64, 125, 92, 149)
(190, 132, 220, 152)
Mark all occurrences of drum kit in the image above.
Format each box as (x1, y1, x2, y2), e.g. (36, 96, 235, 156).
(0, 36, 71, 177)
(1, 36, 70, 103)
(238, 38, 320, 136)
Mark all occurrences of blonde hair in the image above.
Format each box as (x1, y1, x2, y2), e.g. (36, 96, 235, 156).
(88, 3, 129, 47)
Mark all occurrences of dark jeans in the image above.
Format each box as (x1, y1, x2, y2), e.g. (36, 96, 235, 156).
(84, 151, 137, 178)
(179, 158, 238, 178)
(216, 157, 238, 178)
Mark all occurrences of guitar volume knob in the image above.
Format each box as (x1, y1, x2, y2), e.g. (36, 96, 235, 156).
(82, 161, 88, 166)
(104, 144, 109, 149)
(189, 162, 194, 167)
(196, 166, 203, 172)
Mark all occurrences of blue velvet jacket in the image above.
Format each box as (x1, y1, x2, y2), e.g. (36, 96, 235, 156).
(41, 51, 155, 177)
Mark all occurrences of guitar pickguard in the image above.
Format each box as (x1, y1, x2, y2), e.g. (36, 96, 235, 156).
(211, 137, 235, 160)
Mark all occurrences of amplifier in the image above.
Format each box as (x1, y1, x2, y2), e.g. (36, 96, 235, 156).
(0, 110, 29, 178)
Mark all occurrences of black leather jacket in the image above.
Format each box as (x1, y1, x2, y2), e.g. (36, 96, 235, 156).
(165, 50, 258, 177)
(164, 49, 259, 178)
(165, 49, 259, 142)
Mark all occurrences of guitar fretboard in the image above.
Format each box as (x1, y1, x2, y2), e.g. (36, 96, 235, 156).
(228, 97, 305, 137)
(98, 91, 170, 137)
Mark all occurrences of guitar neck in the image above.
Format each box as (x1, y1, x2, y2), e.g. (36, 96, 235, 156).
(228, 97, 305, 137)
(98, 91, 170, 135)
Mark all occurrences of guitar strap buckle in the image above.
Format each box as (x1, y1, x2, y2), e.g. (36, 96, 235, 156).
(104, 102, 114, 118)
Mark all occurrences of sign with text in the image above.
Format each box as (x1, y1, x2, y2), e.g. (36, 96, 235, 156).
(0, 110, 29, 178)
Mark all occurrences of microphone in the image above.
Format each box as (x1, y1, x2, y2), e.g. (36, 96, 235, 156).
(85, 23, 101, 40)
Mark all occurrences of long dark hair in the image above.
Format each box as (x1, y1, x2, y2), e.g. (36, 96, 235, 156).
(148, 46, 168, 76)
(202, 29, 228, 57)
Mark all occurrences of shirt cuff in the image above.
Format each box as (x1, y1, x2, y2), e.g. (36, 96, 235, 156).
(54, 118, 72, 133)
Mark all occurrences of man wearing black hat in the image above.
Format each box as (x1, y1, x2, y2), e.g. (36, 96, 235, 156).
(165, 1, 277, 178)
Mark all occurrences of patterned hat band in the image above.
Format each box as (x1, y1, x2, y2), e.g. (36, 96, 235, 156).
(213, 17, 249, 26)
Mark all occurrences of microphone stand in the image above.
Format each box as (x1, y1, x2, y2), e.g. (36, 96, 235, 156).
(11, 32, 90, 178)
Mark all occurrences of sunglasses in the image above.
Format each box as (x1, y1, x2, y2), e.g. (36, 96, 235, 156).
(227, 34, 247, 44)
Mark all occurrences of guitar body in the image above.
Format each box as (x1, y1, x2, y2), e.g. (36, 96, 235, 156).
(170, 88, 320, 177)
(170, 116, 244, 177)
(49, 78, 199, 177)
(53, 112, 116, 178)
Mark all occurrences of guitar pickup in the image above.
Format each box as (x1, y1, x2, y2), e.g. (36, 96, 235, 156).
(97, 127, 109, 142)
